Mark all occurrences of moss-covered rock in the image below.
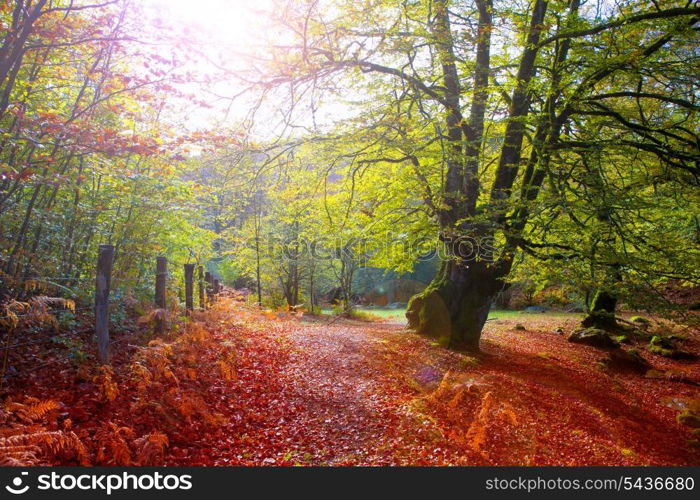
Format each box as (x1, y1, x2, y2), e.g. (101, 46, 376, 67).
(567, 328, 620, 349)
(630, 316, 650, 325)
(677, 410, 700, 429)
(631, 328, 653, 340)
(644, 369, 665, 379)
(648, 336, 673, 357)
(648, 336, 697, 360)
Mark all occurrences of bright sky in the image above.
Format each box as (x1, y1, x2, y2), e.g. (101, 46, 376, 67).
(153, 0, 262, 34)
(127, 0, 626, 141)
(132, 0, 359, 142)
(135, 0, 278, 134)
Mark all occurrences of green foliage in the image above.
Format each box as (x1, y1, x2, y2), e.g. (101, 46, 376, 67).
(50, 336, 88, 365)
(0, 1, 215, 309)
(2, 0, 698, 342)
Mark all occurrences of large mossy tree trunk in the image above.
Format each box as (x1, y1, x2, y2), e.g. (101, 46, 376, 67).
(582, 262, 622, 329)
(581, 289, 618, 329)
(406, 256, 502, 351)
(403, 0, 547, 352)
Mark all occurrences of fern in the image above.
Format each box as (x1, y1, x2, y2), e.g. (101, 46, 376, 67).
(95, 422, 134, 466)
(29, 296, 75, 313)
(465, 391, 494, 453)
(217, 352, 237, 381)
(4, 397, 60, 423)
(1, 296, 74, 333)
(94, 366, 119, 403)
(133, 431, 169, 466)
(0, 397, 90, 466)
(136, 308, 167, 325)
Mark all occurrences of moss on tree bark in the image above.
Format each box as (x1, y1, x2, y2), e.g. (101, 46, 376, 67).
(581, 289, 618, 329)
(406, 258, 499, 351)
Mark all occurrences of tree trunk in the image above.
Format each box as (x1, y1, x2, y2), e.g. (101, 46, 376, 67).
(582, 289, 618, 329)
(404, 0, 545, 351)
(406, 257, 500, 351)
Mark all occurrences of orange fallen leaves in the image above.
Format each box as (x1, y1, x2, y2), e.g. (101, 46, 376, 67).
(2, 298, 698, 466)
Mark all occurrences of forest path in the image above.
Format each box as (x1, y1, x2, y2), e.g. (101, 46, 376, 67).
(170, 306, 700, 466)
(199, 318, 459, 465)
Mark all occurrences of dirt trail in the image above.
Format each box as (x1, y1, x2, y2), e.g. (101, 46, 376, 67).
(176, 311, 700, 466)
(198, 320, 459, 465)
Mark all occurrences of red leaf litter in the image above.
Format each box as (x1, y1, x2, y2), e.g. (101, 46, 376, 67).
(5, 299, 700, 466)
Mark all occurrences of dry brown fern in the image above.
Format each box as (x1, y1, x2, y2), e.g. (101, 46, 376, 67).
(136, 308, 167, 325)
(133, 431, 169, 466)
(124, 318, 234, 432)
(29, 296, 75, 313)
(465, 391, 494, 453)
(1, 296, 74, 332)
(4, 397, 60, 423)
(94, 365, 119, 402)
(0, 397, 90, 465)
(95, 422, 134, 466)
(217, 352, 237, 381)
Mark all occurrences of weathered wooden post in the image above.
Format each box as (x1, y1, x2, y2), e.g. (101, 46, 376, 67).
(155, 256, 167, 334)
(95, 244, 114, 365)
(213, 279, 220, 300)
(184, 263, 195, 312)
(198, 265, 205, 309)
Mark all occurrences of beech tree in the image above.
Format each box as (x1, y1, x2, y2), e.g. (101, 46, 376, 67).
(248, 0, 700, 349)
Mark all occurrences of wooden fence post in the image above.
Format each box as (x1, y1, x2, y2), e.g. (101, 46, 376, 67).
(198, 265, 205, 309)
(184, 263, 194, 312)
(213, 279, 220, 300)
(155, 256, 167, 334)
(95, 244, 114, 365)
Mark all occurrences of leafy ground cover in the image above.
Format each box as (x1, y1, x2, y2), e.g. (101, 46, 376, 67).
(2, 299, 699, 465)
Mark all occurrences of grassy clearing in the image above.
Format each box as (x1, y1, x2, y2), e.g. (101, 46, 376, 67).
(321, 307, 584, 324)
